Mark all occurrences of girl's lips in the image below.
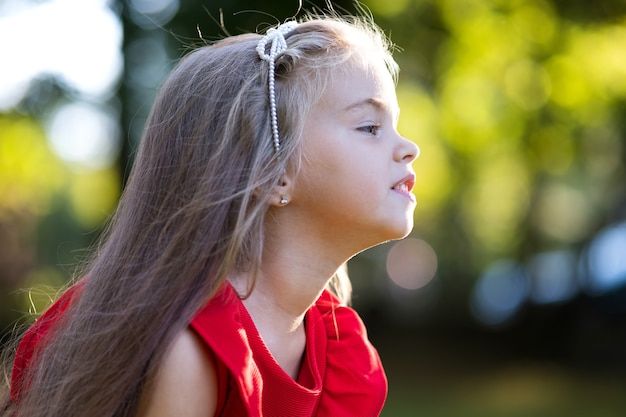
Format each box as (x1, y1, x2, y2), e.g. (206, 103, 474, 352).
(392, 174, 416, 202)
(392, 173, 415, 192)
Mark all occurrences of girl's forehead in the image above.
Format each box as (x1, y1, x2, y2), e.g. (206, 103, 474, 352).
(316, 58, 397, 112)
(337, 52, 393, 87)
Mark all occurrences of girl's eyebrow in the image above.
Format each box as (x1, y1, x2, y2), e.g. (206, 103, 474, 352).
(343, 98, 386, 112)
(343, 98, 400, 121)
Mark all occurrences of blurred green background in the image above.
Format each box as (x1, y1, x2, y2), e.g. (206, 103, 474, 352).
(2, 0, 626, 415)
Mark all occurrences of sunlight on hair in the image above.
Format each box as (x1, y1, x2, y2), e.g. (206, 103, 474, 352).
(23, 267, 67, 315)
(386, 238, 438, 290)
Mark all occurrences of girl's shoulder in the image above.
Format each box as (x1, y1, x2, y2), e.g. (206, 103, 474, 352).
(135, 328, 218, 417)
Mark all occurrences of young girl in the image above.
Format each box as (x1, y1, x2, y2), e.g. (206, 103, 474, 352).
(2, 10, 418, 417)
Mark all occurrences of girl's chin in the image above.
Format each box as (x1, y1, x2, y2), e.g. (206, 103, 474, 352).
(368, 224, 416, 248)
(390, 217, 415, 239)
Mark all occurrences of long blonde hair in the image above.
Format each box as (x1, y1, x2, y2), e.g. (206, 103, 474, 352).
(2, 12, 397, 417)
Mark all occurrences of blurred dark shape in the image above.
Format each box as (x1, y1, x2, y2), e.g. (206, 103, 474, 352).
(0, 210, 35, 336)
(15, 75, 66, 116)
(551, 0, 626, 23)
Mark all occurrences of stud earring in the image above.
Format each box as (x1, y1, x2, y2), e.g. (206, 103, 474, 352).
(279, 196, 288, 205)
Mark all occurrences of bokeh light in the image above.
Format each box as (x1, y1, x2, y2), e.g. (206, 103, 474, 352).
(386, 238, 438, 290)
(528, 250, 578, 304)
(0, 0, 123, 108)
(471, 259, 529, 326)
(128, 0, 179, 29)
(581, 222, 626, 295)
(47, 102, 121, 169)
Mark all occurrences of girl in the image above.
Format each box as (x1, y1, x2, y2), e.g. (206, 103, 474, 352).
(2, 10, 419, 417)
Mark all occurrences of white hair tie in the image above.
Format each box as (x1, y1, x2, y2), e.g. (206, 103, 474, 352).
(256, 21, 299, 153)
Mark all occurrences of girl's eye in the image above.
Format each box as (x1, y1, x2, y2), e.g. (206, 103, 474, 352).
(359, 125, 381, 136)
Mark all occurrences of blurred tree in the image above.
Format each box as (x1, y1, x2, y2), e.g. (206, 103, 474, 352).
(2, 0, 624, 336)
(2, 0, 626, 413)
(361, 0, 626, 324)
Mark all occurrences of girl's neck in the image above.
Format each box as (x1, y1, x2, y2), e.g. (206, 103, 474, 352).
(229, 252, 334, 330)
(229, 204, 353, 377)
(229, 267, 322, 379)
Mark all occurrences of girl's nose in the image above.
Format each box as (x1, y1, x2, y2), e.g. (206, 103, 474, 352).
(395, 135, 420, 163)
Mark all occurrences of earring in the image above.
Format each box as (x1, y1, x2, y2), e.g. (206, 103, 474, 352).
(279, 196, 288, 205)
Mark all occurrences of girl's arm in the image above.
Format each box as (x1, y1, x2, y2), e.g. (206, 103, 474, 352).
(136, 328, 218, 417)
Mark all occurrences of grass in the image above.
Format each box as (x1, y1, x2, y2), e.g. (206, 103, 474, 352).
(372, 328, 626, 417)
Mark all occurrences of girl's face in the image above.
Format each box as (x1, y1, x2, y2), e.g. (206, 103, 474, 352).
(293, 53, 420, 251)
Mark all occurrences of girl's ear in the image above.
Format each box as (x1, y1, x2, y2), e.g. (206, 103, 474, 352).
(270, 173, 295, 207)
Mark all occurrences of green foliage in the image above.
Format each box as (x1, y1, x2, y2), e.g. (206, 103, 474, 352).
(367, 0, 626, 279)
(0, 114, 119, 333)
(0, 115, 67, 216)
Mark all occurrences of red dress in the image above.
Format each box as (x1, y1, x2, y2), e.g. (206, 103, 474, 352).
(11, 284, 388, 416)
